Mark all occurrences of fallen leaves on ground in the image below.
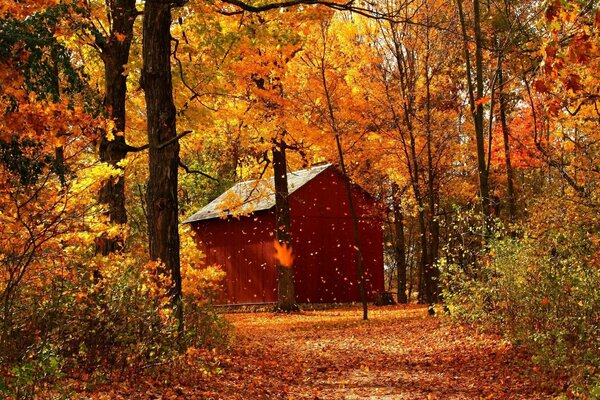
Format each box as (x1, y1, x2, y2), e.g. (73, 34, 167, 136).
(82, 305, 557, 399)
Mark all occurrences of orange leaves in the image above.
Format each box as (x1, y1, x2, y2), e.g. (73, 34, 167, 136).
(273, 239, 294, 268)
(474, 96, 491, 106)
(113, 32, 127, 43)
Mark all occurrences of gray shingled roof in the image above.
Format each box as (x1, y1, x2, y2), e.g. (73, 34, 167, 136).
(183, 163, 332, 224)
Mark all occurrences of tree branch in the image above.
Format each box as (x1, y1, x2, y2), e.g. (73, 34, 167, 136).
(126, 130, 193, 153)
(178, 160, 219, 181)
(217, 0, 417, 24)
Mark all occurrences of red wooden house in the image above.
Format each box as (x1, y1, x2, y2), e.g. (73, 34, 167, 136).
(183, 164, 384, 304)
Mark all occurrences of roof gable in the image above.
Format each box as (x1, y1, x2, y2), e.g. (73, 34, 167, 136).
(183, 163, 332, 224)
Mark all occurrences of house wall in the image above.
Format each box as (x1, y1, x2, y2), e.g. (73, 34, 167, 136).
(289, 168, 384, 302)
(192, 213, 277, 303)
(191, 167, 385, 304)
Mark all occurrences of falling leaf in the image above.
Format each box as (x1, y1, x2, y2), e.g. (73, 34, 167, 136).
(273, 240, 294, 268)
(474, 97, 491, 106)
(114, 32, 127, 43)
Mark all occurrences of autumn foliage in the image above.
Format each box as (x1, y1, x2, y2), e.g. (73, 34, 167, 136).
(1, 0, 599, 397)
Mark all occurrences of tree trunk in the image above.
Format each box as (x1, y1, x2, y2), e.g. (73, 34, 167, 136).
(473, 0, 491, 234)
(392, 185, 407, 304)
(388, 21, 429, 307)
(334, 135, 368, 320)
(96, 0, 138, 255)
(457, 0, 491, 235)
(497, 54, 517, 224)
(142, 0, 183, 333)
(272, 144, 298, 312)
(424, 21, 439, 306)
(317, 37, 368, 320)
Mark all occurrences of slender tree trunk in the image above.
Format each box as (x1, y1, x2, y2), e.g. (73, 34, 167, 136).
(317, 30, 368, 320)
(497, 54, 517, 224)
(473, 0, 491, 233)
(392, 185, 407, 303)
(457, 0, 491, 234)
(424, 20, 439, 305)
(97, 0, 138, 255)
(50, 47, 66, 186)
(142, 0, 183, 334)
(388, 21, 429, 306)
(334, 136, 368, 320)
(272, 144, 298, 312)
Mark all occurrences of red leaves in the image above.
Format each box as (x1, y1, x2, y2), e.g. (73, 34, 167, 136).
(55, 306, 555, 399)
(545, 0, 561, 22)
(565, 73, 583, 92)
(545, 45, 557, 59)
(533, 79, 548, 93)
(541, 298, 550, 306)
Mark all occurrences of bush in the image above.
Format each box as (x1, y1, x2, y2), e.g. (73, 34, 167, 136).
(0, 247, 229, 398)
(441, 225, 600, 394)
(0, 343, 66, 400)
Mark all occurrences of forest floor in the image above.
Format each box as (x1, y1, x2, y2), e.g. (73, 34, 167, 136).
(88, 305, 559, 399)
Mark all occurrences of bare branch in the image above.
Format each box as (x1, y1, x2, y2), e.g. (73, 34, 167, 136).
(217, 0, 415, 24)
(126, 130, 193, 153)
(178, 160, 219, 182)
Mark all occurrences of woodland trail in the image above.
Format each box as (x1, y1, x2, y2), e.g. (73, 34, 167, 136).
(198, 305, 553, 399)
(89, 305, 555, 399)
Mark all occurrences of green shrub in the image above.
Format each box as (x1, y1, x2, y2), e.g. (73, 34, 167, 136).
(441, 227, 600, 394)
(0, 343, 66, 399)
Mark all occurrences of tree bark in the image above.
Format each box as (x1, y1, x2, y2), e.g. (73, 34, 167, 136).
(142, 0, 183, 333)
(97, 0, 138, 254)
(497, 54, 517, 224)
(272, 144, 298, 312)
(387, 21, 430, 306)
(392, 185, 407, 303)
(319, 62, 368, 320)
(424, 19, 439, 305)
(334, 135, 368, 320)
(457, 0, 491, 235)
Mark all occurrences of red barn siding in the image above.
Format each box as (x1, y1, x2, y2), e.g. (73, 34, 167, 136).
(288, 168, 384, 303)
(192, 214, 277, 303)
(190, 167, 384, 304)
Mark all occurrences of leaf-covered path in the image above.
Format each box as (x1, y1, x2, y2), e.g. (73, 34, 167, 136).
(197, 305, 551, 399)
(87, 305, 554, 399)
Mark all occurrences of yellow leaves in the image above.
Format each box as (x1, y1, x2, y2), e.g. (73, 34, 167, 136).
(73, 163, 122, 194)
(273, 240, 294, 268)
(180, 226, 225, 303)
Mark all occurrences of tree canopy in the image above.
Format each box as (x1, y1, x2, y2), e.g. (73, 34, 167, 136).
(0, 0, 598, 397)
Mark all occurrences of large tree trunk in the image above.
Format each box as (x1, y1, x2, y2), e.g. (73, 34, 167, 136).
(272, 144, 298, 312)
(142, 0, 183, 333)
(97, 0, 138, 255)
